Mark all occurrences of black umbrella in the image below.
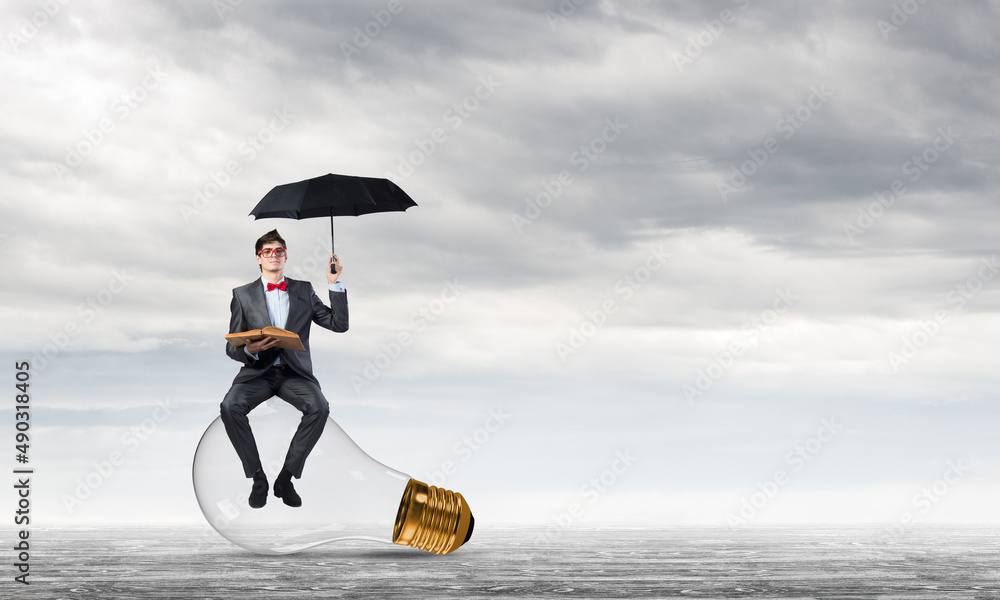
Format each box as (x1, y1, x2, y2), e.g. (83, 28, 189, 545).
(250, 173, 417, 272)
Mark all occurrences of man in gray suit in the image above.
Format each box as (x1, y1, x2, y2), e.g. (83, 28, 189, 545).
(221, 229, 349, 508)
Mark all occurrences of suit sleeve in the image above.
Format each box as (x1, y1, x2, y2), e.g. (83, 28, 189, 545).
(310, 286, 349, 333)
(226, 290, 259, 366)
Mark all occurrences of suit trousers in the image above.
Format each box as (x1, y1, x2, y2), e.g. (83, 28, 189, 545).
(220, 366, 330, 479)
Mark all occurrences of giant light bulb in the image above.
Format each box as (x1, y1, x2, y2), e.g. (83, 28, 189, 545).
(192, 400, 474, 555)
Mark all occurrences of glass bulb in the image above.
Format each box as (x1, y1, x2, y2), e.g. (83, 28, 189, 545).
(192, 399, 474, 555)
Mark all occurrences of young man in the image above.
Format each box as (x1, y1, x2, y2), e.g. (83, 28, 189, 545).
(220, 229, 348, 508)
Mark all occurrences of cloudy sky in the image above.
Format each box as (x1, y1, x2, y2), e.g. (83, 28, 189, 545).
(1, 0, 998, 533)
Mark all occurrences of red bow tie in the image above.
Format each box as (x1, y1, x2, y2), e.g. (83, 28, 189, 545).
(266, 281, 287, 292)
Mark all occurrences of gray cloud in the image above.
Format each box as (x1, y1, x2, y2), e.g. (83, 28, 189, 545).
(4, 0, 998, 525)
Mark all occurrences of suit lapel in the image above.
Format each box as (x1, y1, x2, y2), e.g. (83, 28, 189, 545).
(285, 278, 303, 325)
(249, 279, 273, 327)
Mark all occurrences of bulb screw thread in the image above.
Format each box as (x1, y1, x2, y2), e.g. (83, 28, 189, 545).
(392, 479, 475, 555)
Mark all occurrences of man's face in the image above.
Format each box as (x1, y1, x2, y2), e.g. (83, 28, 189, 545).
(256, 242, 287, 273)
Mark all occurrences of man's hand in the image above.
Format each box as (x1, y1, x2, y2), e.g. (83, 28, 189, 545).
(246, 336, 281, 355)
(327, 254, 343, 285)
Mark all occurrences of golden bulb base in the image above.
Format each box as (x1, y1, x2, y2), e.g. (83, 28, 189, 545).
(392, 479, 474, 555)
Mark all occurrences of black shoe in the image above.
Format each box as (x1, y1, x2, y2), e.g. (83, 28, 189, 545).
(249, 471, 268, 509)
(273, 477, 302, 507)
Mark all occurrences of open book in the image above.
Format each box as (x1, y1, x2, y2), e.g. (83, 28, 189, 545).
(225, 326, 305, 351)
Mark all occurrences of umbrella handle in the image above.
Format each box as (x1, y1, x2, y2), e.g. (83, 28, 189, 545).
(330, 215, 336, 273)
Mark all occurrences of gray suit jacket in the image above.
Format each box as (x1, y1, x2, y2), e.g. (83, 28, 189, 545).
(226, 277, 348, 385)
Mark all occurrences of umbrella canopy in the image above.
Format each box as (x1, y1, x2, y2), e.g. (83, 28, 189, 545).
(250, 173, 417, 261)
(251, 173, 417, 219)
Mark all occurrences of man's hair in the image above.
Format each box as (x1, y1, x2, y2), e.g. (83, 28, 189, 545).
(255, 229, 286, 272)
(255, 229, 286, 254)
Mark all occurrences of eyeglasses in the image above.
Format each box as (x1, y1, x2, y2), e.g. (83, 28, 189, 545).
(257, 248, 287, 258)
